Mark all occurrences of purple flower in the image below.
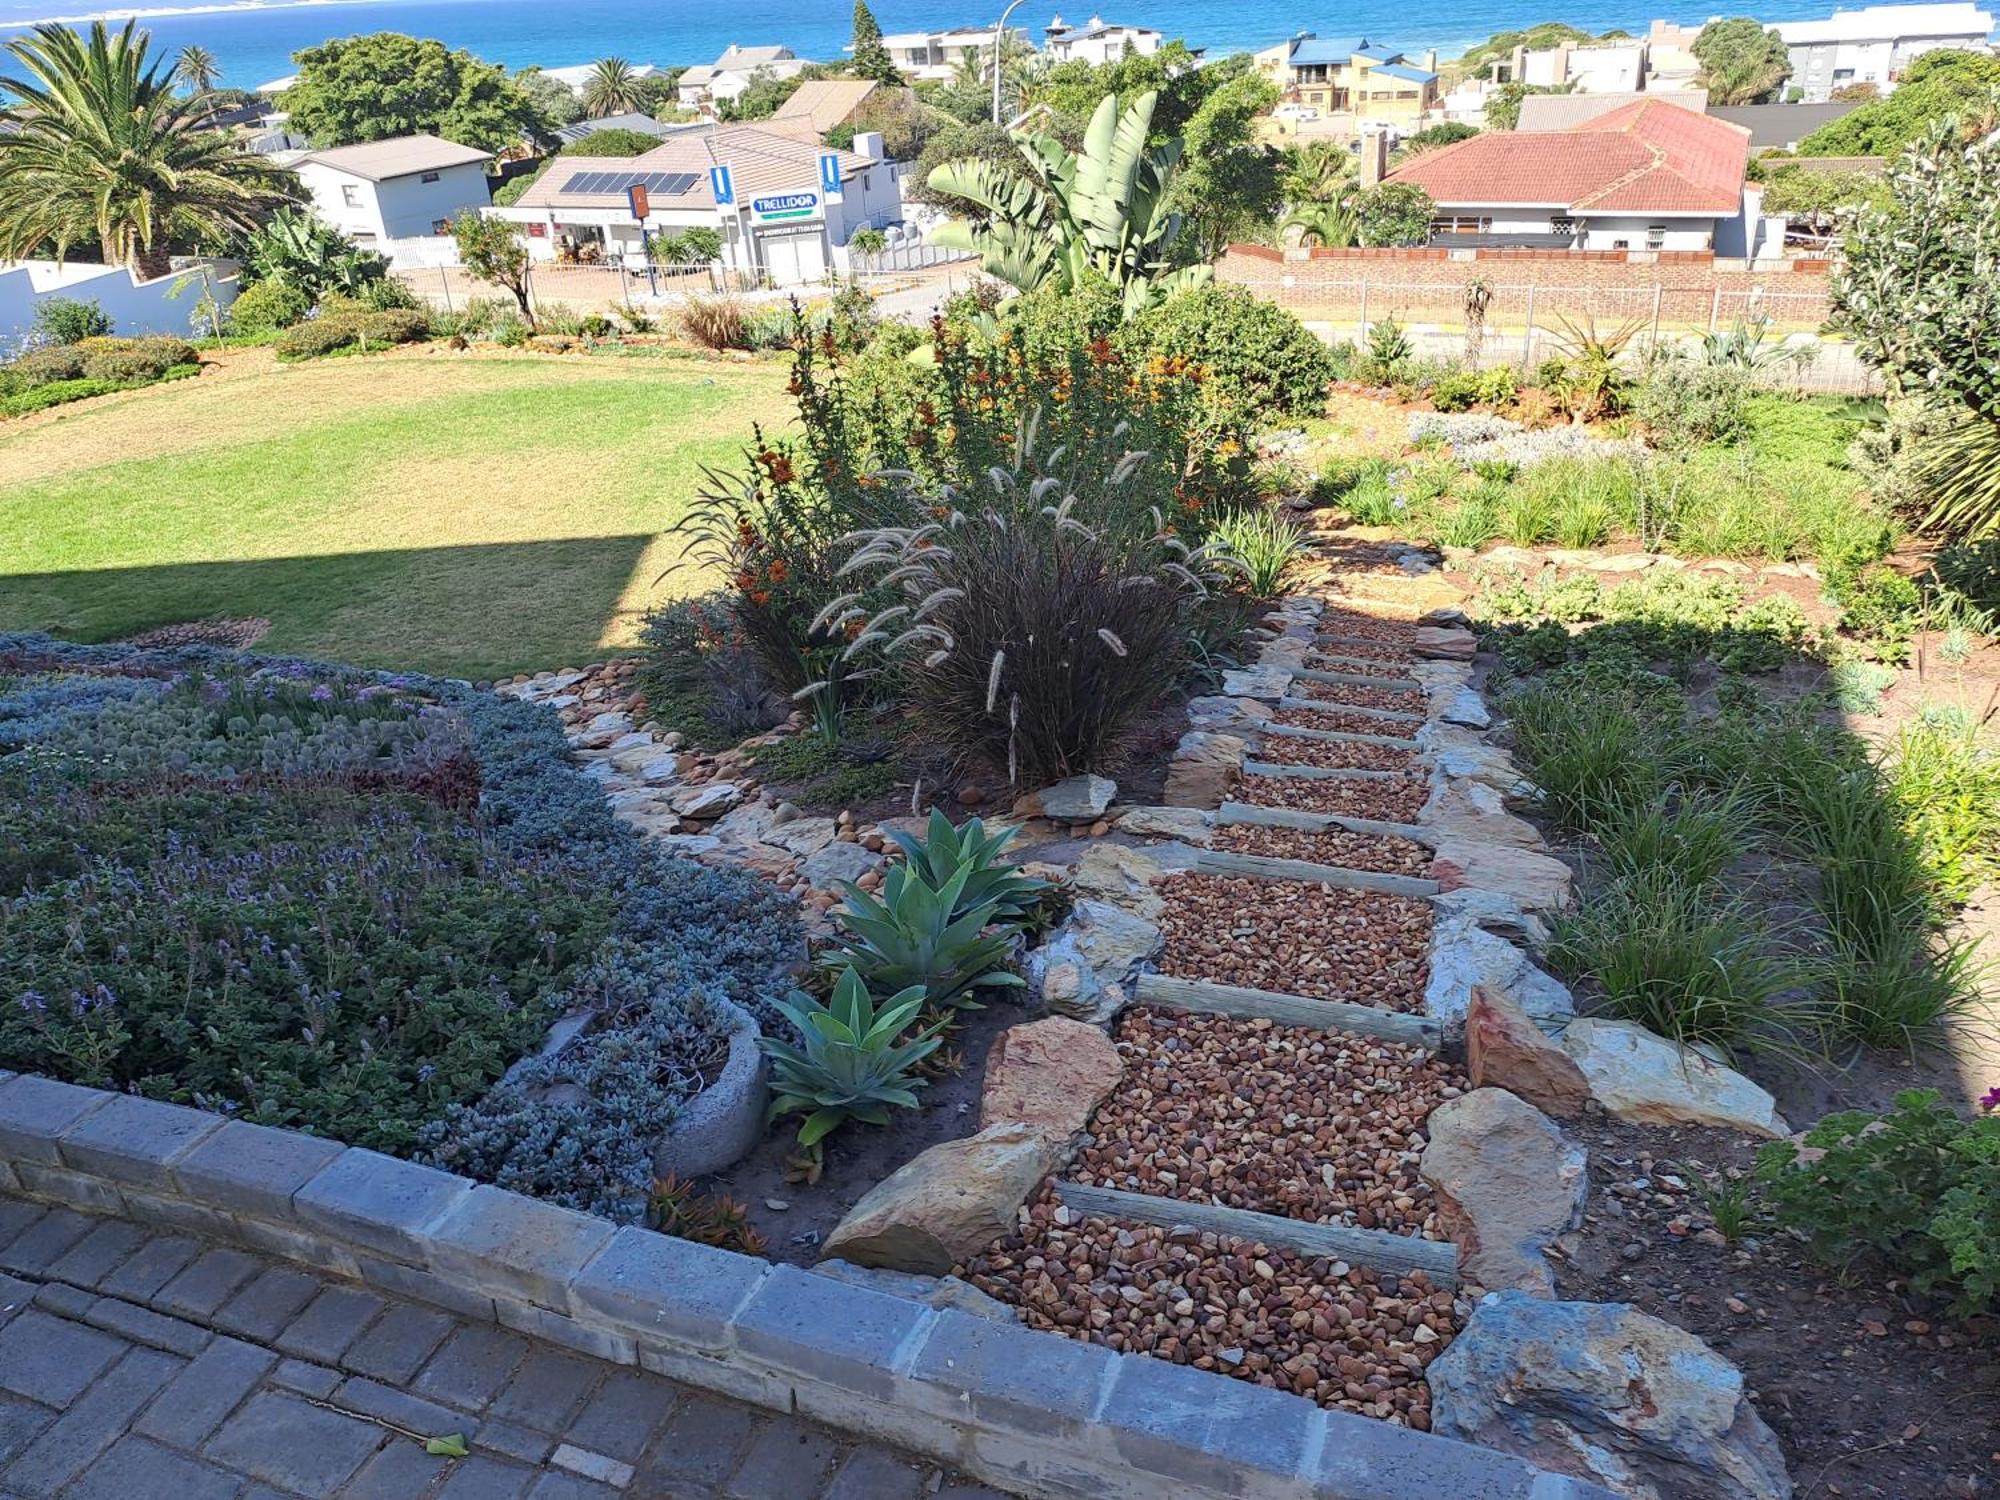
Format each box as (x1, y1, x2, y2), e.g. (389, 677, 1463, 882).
(310, 684, 334, 703)
(1981, 1086, 2000, 1113)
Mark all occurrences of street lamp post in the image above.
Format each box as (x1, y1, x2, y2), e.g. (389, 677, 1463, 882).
(992, 0, 1027, 124)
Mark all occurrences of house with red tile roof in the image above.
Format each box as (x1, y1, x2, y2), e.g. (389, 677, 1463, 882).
(1384, 98, 1775, 254)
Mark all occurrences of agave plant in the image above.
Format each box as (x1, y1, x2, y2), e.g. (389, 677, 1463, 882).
(825, 859, 1024, 1009)
(925, 89, 1209, 316)
(760, 969, 943, 1149)
(888, 808, 1049, 924)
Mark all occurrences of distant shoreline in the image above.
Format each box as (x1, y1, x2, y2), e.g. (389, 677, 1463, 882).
(0, 0, 380, 28)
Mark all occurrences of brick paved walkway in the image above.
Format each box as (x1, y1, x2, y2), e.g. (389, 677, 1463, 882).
(0, 1198, 1016, 1500)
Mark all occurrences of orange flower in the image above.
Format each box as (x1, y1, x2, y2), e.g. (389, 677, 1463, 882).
(750, 589, 772, 606)
(766, 558, 790, 583)
(845, 618, 865, 640)
(1087, 335, 1116, 366)
(1216, 438, 1241, 458)
(734, 570, 756, 591)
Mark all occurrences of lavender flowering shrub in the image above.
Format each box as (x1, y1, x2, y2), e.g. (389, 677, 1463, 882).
(0, 635, 800, 1213)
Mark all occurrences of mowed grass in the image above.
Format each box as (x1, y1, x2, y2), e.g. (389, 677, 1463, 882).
(0, 351, 789, 679)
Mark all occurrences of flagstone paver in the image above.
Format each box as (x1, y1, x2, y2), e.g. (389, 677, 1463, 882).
(0, 1196, 1017, 1500)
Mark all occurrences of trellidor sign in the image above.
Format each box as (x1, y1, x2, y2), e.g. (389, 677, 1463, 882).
(750, 191, 820, 224)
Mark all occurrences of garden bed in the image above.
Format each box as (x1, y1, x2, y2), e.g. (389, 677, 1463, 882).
(957, 1189, 1457, 1426)
(1211, 822, 1433, 877)
(1235, 771, 1432, 823)
(1153, 873, 1432, 1010)
(1067, 1009, 1463, 1237)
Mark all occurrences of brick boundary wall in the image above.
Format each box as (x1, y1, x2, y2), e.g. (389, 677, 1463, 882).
(1216, 245, 1836, 329)
(0, 1070, 1611, 1500)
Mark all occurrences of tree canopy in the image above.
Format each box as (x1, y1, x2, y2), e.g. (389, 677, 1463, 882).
(1692, 17, 1792, 105)
(1028, 41, 1223, 139)
(1352, 182, 1435, 247)
(0, 21, 296, 275)
(512, 66, 582, 127)
(1162, 67, 1282, 255)
(1758, 164, 1888, 233)
(850, 0, 903, 86)
(1799, 49, 2000, 155)
(284, 33, 552, 152)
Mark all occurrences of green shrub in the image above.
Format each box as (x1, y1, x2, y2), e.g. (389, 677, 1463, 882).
(1888, 712, 2000, 905)
(0, 377, 121, 417)
(275, 317, 360, 359)
(1635, 359, 1752, 450)
(7, 344, 86, 386)
(760, 969, 943, 1151)
(1211, 507, 1312, 597)
(79, 338, 199, 383)
(1594, 786, 1746, 886)
(1123, 284, 1337, 422)
(228, 280, 312, 334)
(1756, 1089, 2000, 1316)
(1828, 560, 1921, 655)
(354, 308, 430, 345)
(1929, 538, 2000, 624)
(32, 296, 112, 344)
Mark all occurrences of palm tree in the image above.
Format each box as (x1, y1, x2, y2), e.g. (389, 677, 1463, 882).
(926, 90, 1208, 315)
(1282, 199, 1358, 248)
(1282, 140, 1352, 205)
(172, 43, 218, 94)
(0, 22, 296, 278)
(581, 57, 641, 118)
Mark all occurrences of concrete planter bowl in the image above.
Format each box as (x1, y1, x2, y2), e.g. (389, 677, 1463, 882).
(652, 997, 768, 1179)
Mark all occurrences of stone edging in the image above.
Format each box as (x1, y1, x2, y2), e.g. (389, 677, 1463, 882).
(0, 1070, 1612, 1500)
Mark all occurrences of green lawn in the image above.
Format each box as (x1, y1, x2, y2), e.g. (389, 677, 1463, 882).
(0, 351, 789, 679)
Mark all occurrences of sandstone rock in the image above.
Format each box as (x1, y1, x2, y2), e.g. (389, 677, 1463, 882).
(821, 1123, 1058, 1276)
(1465, 987, 1589, 1119)
(1428, 1292, 1793, 1500)
(708, 800, 779, 847)
(1025, 899, 1159, 1022)
(668, 782, 744, 820)
(978, 1017, 1122, 1147)
(1185, 695, 1272, 730)
(605, 731, 654, 755)
(575, 710, 636, 748)
(1426, 914, 1573, 1025)
(652, 834, 722, 857)
(1220, 665, 1294, 701)
(1560, 1019, 1788, 1138)
(1436, 686, 1491, 730)
(1115, 806, 1214, 841)
(1069, 842, 1194, 921)
(1257, 636, 1311, 670)
(764, 816, 839, 859)
(1163, 731, 1246, 809)
(1413, 625, 1477, 661)
(1421, 779, 1546, 850)
(1422, 1089, 1586, 1297)
(1582, 553, 1656, 573)
(801, 840, 884, 889)
(1041, 774, 1117, 820)
(1430, 839, 1574, 911)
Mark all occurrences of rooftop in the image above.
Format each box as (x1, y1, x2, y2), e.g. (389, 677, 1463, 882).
(768, 79, 883, 136)
(552, 113, 686, 145)
(1774, 1, 1995, 43)
(508, 124, 872, 213)
(1516, 90, 1709, 130)
(1708, 100, 1865, 147)
(294, 134, 494, 181)
(1386, 97, 1750, 214)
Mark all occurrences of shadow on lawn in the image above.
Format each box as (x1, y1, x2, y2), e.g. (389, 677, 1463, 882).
(0, 533, 665, 681)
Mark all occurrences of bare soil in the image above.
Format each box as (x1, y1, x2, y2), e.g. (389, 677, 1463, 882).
(1557, 1114, 2000, 1500)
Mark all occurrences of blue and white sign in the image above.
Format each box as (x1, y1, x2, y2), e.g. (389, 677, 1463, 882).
(709, 163, 735, 206)
(817, 151, 844, 204)
(751, 191, 820, 223)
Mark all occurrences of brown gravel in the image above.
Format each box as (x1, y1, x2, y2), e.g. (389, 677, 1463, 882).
(1316, 610, 1419, 643)
(1303, 653, 1418, 680)
(1237, 771, 1431, 823)
(1273, 704, 1420, 738)
(1070, 1009, 1466, 1236)
(1304, 637, 1416, 663)
(1155, 872, 1432, 1009)
(1256, 734, 1420, 773)
(1212, 822, 1433, 877)
(1295, 678, 1426, 713)
(959, 1193, 1457, 1423)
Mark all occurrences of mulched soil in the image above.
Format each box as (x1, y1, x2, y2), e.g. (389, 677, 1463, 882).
(1272, 704, 1421, 737)
(1556, 1114, 2000, 1500)
(1303, 653, 1419, 680)
(1255, 734, 1421, 773)
(1067, 1009, 1465, 1236)
(1212, 821, 1434, 877)
(1153, 873, 1432, 1010)
(1236, 771, 1431, 823)
(957, 1191, 1458, 1425)
(1294, 678, 1427, 713)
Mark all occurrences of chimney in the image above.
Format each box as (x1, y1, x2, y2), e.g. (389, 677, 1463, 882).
(1360, 129, 1388, 188)
(1423, 48, 1437, 72)
(851, 129, 885, 161)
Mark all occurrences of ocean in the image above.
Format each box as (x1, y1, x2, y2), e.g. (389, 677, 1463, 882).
(0, 0, 1847, 94)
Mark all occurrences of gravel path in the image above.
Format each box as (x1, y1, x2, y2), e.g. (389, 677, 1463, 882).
(1272, 704, 1420, 737)
(1293, 679, 1427, 713)
(1211, 822, 1433, 877)
(1235, 772, 1431, 823)
(1254, 734, 1421, 773)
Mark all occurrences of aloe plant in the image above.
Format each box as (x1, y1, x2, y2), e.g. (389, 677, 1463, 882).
(825, 859, 1024, 1009)
(888, 808, 1049, 925)
(924, 89, 1209, 316)
(760, 970, 943, 1149)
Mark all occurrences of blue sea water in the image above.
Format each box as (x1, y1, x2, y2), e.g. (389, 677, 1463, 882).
(0, 0, 1845, 94)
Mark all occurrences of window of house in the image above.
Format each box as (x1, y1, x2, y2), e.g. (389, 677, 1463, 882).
(432, 218, 452, 234)
(1645, 224, 1667, 250)
(420, 170, 442, 183)
(341, 184, 361, 207)
(1611, 237, 1631, 250)
(1431, 215, 1491, 236)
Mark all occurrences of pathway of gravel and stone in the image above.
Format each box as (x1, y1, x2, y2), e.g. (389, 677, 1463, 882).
(0, 1196, 1015, 1500)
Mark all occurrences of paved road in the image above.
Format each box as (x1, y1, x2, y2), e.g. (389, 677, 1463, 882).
(0, 1196, 1014, 1500)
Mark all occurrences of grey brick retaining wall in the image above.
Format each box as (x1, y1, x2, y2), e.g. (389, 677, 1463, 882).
(0, 1070, 1610, 1500)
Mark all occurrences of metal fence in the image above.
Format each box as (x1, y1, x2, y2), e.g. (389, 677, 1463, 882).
(849, 241, 975, 277)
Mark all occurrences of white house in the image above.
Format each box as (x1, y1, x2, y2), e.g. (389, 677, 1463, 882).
(1043, 15, 1165, 63)
(292, 136, 496, 261)
(1775, 2, 1995, 100)
(878, 26, 1024, 80)
(677, 46, 803, 110)
(1386, 97, 1778, 255)
(488, 123, 905, 286)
